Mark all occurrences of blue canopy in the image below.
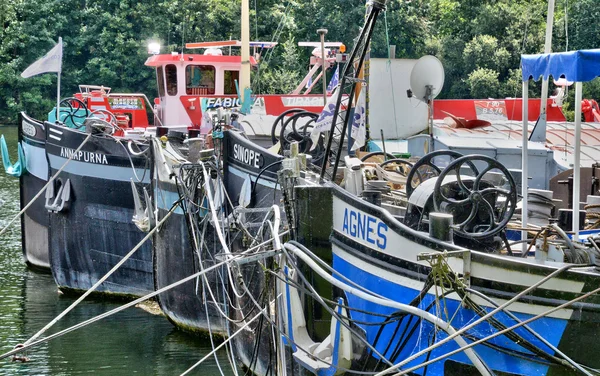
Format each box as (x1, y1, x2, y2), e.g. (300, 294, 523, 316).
(521, 49, 600, 82)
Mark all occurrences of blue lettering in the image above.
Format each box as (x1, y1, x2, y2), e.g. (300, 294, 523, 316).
(377, 222, 388, 249)
(349, 211, 357, 236)
(357, 213, 366, 239)
(343, 209, 349, 234)
(341, 208, 388, 250)
(366, 217, 376, 244)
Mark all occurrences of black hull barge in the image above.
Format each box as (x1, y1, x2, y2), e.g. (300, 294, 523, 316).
(18, 113, 50, 270)
(152, 137, 227, 335)
(46, 123, 153, 297)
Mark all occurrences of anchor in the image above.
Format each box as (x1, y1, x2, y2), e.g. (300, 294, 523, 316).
(131, 179, 154, 232)
(45, 178, 71, 212)
(0, 135, 26, 177)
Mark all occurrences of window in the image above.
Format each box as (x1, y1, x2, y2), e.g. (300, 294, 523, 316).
(223, 70, 240, 95)
(156, 67, 166, 97)
(165, 64, 178, 96)
(186, 65, 215, 95)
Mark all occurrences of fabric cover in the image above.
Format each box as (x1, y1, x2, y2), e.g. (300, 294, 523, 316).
(521, 49, 600, 82)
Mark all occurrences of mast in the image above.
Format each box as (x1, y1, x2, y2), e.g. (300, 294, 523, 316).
(522, 0, 555, 248)
(319, 0, 388, 180)
(529, 0, 555, 142)
(240, 0, 251, 105)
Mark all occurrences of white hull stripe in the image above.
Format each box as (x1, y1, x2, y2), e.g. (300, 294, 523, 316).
(49, 135, 62, 141)
(333, 244, 574, 320)
(48, 155, 150, 183)
(49, 128, 63, 135)
(332, 195, 585, 294)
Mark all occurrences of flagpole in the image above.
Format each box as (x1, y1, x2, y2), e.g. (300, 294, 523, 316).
(55, 37, 62, 123)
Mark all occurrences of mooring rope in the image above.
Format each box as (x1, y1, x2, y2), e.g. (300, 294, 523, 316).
(279, 243, 490, 375)
(374, 263, 590, 376)
(179, 305, 269, 376)
(22, 200, 180, 346)
(389, 282, 600, 376)
(1, 240, 278, 361)
(0, 133, 92, 238)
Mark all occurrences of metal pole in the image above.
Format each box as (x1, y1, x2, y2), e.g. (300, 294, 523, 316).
(538, 0, 555, 134)
(318, 28, 328, 104)
(240, 0, 251, 103)
(529, 1, 556, 143)
(56, 37, 63, 123)
(522, 80, 529, 250)
(573, 81, 583, 240)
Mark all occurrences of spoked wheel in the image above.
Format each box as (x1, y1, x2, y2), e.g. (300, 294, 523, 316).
(359, 151, 396, 164)
(58, 97, 89, 128)
(433, 154, 517, 239)
(90, 109, 118, 128)
(379, 158, 413, 177)
(406, 150, 479, 198)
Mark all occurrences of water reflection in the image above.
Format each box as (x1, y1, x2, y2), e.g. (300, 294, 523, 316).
(0, 126, 229, 375)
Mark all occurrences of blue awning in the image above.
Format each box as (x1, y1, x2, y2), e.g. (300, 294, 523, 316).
(521, 49, 600, 82)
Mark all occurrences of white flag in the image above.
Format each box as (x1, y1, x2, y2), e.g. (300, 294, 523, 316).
(21, 38, 63, 78)
(350, 88, 367, 151)
(310, 89, 340, 149)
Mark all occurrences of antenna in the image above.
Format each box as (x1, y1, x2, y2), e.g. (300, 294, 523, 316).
(409, 55, 445, 151)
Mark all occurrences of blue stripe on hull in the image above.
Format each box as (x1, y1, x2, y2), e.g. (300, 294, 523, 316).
(333, 252, 569, 376)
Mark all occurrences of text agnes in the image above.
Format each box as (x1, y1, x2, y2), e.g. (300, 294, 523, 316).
(60, 147, 108, 165)
(342, 208, 388, 250)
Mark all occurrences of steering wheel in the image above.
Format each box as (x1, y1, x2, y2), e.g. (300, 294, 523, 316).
(270, 108, 306, 145)
(58, 97, 89, 128)
(406, 150, 479, 198)
(380, 158, 413, 177)
(359, 152, 396, 163)
(433, 154, 517, 239)
(87, 118, 117, 135)
(90, 109, 118, 128)
(279, 111, 319, 152)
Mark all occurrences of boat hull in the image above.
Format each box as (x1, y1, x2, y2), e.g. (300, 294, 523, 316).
(152, 168, 226, 335)
(292, 183, 600, 376)
(19, 113, 50, 270)
(46, 124, 153, 297)
(222, 130, 285, 375)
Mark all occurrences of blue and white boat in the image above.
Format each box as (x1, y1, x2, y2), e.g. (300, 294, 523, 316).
(269, 49, 600, 376)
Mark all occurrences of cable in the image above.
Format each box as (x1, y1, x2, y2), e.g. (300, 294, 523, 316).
(0, 133, 92, 238)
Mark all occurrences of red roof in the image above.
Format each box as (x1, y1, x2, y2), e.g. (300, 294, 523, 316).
(144, 54, 257, 67)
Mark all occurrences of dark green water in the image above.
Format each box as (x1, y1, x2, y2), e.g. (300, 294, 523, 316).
(0, 126, 230, 375)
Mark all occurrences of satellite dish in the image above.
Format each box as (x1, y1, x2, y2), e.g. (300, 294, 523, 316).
(409, 56, 445, 102)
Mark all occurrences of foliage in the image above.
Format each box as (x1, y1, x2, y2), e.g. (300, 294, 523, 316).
(0, 0, 599, 123)
(466, 68, 500, 99)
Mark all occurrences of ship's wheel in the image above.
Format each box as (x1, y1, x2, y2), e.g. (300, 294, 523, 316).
(406, 150, 479, 197)
(433, 154, 517, 239)
(58, 98, 89, 128)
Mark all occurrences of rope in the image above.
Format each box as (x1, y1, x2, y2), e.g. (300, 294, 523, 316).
(0, 133, 92, 238)
(2, 241, 278, 361)
(24, 201, 179, 346)
(180, 306, 268, 376)
(374, 263, 587, 376)
(389, 282, 600, 376)
(283, 243, 491, 375)
(585, 204, 600, 229)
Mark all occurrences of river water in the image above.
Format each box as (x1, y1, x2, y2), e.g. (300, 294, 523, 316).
(0, 126, 230, 375)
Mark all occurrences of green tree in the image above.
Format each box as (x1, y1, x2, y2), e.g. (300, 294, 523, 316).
(467, 68, 500, 99)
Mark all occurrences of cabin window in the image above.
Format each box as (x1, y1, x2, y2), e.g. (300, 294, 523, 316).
(186, 65, 215, 95)
(156, 67, 166, 97)
(224, 70, 240, 95)
(165, 64, 178, 96)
